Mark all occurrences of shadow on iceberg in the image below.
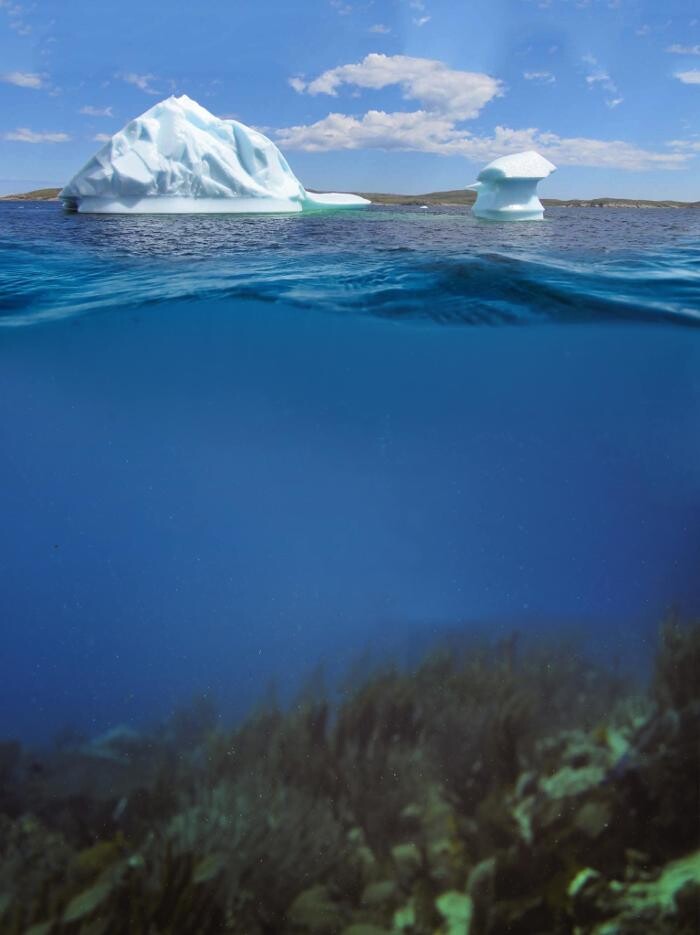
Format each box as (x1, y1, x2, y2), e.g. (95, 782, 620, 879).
(60, 95, 370, 215)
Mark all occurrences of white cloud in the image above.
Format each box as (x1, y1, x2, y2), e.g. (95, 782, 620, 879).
(80, 105, 113, 117)
(667, 138, 700, 151)
(1, 71, 42, 89)
(291, 53, 502, 121)
(666, 44, 700, 55)
(330, 0, 352, 14)
(523, 70, 556, 83)
(117, 72, 160, 95)
(369, 23, 391, 34)
(278, 52, 690, 171)
(278, 110, 461, 153)
(413, 16, 431, 26)
(676, 69, 700, 84)
(4, 127, 70, 143)
(93, 133, 112, 142)
(0, 0, 31, 35)
(276, 115, 690, 171)
(635, 25, 651, 36)
(583, 54, 623, 107)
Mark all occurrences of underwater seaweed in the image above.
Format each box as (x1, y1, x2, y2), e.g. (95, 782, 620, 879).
(0, 620, 697, 934)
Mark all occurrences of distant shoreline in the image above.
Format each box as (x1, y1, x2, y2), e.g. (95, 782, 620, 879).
(355, 190, 700, 209)
(1, 187, 698, 209)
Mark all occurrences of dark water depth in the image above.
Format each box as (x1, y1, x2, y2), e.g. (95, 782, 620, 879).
(1, 200, 700, 935)
(0, 203, 699, 742)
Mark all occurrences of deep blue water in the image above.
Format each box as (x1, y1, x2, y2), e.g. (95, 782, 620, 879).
(1, 202, 699, 742)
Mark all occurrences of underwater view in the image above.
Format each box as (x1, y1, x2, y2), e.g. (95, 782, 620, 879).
(1, 201, 699, 934)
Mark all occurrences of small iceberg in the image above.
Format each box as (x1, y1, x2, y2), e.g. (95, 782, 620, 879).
(468, 150, 556, 221)
(60, 95, 370, 214)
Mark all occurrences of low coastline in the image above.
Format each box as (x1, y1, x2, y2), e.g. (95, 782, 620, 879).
(1, 187, 698, 209)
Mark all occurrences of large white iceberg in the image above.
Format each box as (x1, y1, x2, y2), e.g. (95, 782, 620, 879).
(468, 151, 556, 221)
(60, 95, 370, 214)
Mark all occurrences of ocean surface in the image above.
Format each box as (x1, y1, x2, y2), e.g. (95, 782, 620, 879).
(1, 201, 699, 742)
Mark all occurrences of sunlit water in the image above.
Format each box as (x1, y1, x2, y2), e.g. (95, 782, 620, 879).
(1, 202, 699, 741)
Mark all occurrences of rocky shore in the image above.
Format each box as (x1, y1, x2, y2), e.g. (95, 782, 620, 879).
(1, 188, 698, 208)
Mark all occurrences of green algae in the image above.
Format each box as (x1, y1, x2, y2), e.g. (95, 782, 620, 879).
(0, 620, 696, 935)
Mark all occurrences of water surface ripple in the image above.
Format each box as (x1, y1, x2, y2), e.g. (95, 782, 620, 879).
(1, 203, 698, 326)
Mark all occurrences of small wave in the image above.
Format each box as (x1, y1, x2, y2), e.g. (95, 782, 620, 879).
(0, 204, 698, 328)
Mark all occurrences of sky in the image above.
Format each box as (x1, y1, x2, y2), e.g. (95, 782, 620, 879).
(0, 0, 699, 198)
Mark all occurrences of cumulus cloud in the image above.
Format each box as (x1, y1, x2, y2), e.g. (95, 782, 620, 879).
(290, 53, 502, 121)
(1, 71, 42, 89)
(93, 133, 112, 142)
(80, 105, 113, 116)
(666, 44, 700, 55)
(278, 110, 463, 153)
(414, 16, 431, 26)
(523, 71, 556, 83)
(4, 127, 70, 142)
(276, 115, 689, 171)
(117, 72, 160, 94)
(278, 51, 689, 171)
(675, 69, 700, 84)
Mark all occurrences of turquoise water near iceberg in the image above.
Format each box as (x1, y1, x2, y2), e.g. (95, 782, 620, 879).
(0, 202, 699, 742)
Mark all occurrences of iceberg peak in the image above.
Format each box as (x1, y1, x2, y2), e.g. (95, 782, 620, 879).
(468, 150, 556, 221)
(60, 95, 370, 214)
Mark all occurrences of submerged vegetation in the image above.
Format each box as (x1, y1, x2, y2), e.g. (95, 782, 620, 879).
(0, 619, 698, 934)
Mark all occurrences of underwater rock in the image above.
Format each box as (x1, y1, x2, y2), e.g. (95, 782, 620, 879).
(468, 151, 556, 221)
(421, 786, 465, 886)
(346, 826, 380, 889)
(392, 899, 416, 931)
(574, 800, 612, 839)
(192, 852, 227, 884)
(399, 803, 423, 826)
(435, 890, 473, 935)
(81, 724, 145, 761)
(60, 95, 370, 214)
(360, 880, 398, 908)
(569, 850, 700, 933)
(510, 726, 625, 846)
(287, 885, 344, 933)
(568, 867, 611, 926)
(390, 842, 422, 886)
(467, 857, 496, 933)
(340, 926, 390, 935)
(654, 615, 700, 711)
(62, 878, 114, 923)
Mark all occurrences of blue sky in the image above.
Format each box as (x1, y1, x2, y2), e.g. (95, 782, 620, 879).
(1, 0, 699, 198)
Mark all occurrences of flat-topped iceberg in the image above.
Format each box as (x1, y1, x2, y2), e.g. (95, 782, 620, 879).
(468, 151, 556, 221)
(60, 95, 370, 214)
